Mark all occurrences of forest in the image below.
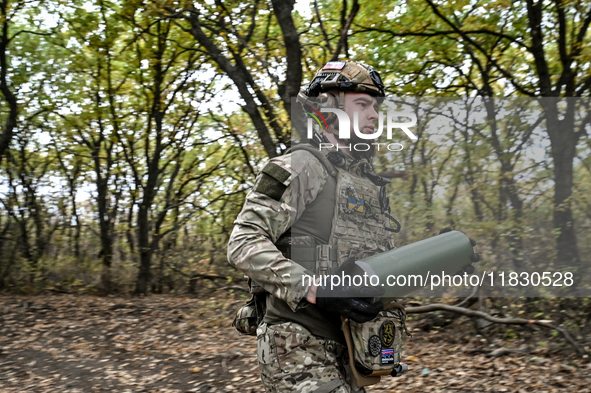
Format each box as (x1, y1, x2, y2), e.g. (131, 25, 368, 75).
(1, 0, 591, 391)
(0, 0, 589, 295)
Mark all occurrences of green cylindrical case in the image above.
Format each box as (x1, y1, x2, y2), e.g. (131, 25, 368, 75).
(355, 230, 475, 299)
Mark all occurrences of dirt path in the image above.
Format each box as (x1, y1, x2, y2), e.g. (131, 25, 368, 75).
(0, 293, 589, 392)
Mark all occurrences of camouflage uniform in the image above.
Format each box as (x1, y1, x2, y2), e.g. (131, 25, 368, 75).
(228, 148, 366, 392)
(227, 149, 325, 313)
(256, 322, 355, 393)
(228, 141, 400, 392)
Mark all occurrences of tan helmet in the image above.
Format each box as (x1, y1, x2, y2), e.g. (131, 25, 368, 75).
(297, 60, 385, 128)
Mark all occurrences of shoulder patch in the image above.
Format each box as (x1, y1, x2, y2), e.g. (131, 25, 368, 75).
(262, 162, 291, 185)
(254, 162, 292, 201)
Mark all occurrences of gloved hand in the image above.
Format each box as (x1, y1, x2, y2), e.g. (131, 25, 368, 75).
(439, 227, 480, 275)
(315, 256, 384, 323)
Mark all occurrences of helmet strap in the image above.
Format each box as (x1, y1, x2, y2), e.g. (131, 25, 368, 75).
(338, 91, 346, 111)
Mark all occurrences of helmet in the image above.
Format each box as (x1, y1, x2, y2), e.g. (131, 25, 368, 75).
(297, 61, 385, 128)
(299, 60, 385, 99)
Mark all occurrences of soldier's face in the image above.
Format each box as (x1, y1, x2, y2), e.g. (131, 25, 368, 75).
(342, 92, 379, 159)
(344, 93, 379, 135)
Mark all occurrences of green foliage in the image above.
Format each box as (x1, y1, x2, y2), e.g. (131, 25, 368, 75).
(0, 0, 589, 294)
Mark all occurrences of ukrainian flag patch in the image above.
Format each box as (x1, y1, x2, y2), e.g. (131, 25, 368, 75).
(347, 197, 364, 212)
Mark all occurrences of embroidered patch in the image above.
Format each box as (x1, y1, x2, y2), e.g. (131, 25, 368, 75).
(380, 320, 395, 347)
(347, 196, 364, 212)
(368, 335, 381, 357)
(381, 348, 395, 364)
(323, 61, 346, 70)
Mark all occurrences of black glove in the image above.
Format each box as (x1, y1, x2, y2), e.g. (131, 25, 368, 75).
(439, 227, 453, 234)
(315, 256, 384, 323)
(439, 227, 481, 275)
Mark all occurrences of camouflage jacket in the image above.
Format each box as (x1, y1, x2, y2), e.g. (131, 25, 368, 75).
(227, 149, 329, 312)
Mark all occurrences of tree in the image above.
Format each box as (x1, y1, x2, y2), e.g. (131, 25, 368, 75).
(49, 0, 133, 292)
(0, 0, 62, 289)
(353, 0, 591, 266)
(0, 0, 19, 165)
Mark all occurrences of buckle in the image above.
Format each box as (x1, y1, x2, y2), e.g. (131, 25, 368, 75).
(316, 244, 332, 275)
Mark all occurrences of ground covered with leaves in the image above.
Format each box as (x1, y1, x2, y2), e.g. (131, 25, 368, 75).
(0, 292, 590, 392)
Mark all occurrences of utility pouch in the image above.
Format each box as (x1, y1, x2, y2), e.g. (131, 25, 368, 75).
(348, 304, 407, 377)
(232, 293, 266, 336)
(232, 277, 267, 336)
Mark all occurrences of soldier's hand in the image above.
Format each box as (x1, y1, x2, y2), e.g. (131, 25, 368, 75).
(316, 290, 384, 323)
(438, 227, 453, 234)
(314, 256, 384, 323)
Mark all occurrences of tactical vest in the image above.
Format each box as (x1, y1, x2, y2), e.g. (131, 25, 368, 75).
(277, 144, 398, 274)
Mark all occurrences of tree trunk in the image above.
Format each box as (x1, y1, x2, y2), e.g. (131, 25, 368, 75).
(0, 0, 18, 166)
(549, 132, 579, 266)
(135, 204, 152, 294)
(545, 101, 580, 267)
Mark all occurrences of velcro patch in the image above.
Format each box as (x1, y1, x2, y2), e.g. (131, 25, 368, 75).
(380, 320, 395, 347)
(323, 61, 346, 70)
(254, 162, 292, 201)
(381, 348, 395, 364)
(262, 163, 291, 185)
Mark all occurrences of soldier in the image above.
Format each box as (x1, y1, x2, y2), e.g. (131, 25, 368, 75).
(228, 61, 398, 393)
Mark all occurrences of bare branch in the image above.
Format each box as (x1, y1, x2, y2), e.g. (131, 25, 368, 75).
(406, 303, 587, 356)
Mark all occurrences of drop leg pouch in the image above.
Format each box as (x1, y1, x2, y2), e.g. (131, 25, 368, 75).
(348, 305, 406, 377)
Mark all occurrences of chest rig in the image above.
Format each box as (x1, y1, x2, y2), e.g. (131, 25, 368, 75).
(280, 143, 400, 275)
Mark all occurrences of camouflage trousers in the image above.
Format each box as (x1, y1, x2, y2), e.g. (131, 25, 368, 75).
(256, 322, 365, 393)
